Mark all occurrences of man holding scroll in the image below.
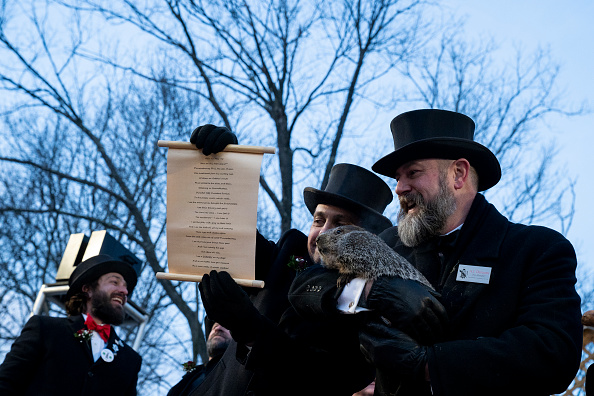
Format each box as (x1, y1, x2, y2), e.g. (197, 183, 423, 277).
(186, 125, 447, 396)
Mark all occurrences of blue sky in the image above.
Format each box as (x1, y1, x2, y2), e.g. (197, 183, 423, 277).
(445, 1, 594, 279)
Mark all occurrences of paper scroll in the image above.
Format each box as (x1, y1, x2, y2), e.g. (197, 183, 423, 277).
(156, 141, 275, 288)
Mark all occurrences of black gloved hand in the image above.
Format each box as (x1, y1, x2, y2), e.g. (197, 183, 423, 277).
(199, 270, 262, 343)
(359, 321, 429, 382)
(287, 265, 343, 319)
(190, 124, 238, 155)
(366, 276, 448, 345)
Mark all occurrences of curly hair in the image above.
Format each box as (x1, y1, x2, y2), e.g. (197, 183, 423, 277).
(65, 279, 98, 316)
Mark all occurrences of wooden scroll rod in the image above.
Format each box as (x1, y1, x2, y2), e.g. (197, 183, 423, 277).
(156, 272, 265, 289)
(157, 141, 276, 155)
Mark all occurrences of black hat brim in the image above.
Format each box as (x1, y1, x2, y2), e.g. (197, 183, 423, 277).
(67, 256, 138, 299)
(372, 137, 501, 191)
(303, 188, 392, 234)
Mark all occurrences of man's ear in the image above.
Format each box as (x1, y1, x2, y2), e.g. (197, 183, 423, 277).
(82, 284, 92, 296)
(453, 159, 471, 190)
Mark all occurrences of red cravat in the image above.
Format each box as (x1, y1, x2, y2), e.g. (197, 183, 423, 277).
(84, 315, 111, 343)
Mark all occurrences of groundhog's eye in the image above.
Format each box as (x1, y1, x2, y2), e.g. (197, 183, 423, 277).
(335, 229, 342, 235)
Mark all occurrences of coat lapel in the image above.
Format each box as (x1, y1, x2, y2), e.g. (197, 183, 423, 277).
(93, 327, 124, 367)
(440, 194, 509, 326)
(69, 315, 94, 362)
(70, 315, 125, 366)
(384, 194, 511, 333)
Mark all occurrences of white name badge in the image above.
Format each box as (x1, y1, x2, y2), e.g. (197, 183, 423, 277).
(456, 264, 492, 284)
(101, 348, 115, 363)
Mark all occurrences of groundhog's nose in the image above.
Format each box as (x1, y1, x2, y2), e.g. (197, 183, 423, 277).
(316, 234, 326, 244)
(315, 235, 326, 251)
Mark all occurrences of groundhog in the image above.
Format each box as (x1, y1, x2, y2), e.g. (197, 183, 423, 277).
(316, 225, 433, 289)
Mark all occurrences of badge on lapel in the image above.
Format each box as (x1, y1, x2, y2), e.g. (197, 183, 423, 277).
(101, 338, 124, 363)
(101, 348, 115, 362)
(456, 264, 492, 284)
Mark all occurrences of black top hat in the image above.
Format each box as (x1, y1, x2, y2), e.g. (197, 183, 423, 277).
(303, 163, 393, 234)
(372, 109, 501, 191)
(67, 254, 138, 299)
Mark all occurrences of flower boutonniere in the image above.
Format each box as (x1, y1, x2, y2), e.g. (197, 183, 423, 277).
(74, 329, 92, 343)
(287, 255, 310, 273)
(182, 360, 197, 372)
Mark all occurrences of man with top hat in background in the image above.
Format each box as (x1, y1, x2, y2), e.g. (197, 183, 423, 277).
(288, 109, 583, 395)
(0, 254, 142, 395)
(175, 125, 447, 395)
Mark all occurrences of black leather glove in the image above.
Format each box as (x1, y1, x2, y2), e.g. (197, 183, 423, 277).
(198, 270, 262, 343)
(287, 265, 343, 319)
(359, 321, 429, 383)
(190, 124, 238, 155)
(366, 277, 448, 345)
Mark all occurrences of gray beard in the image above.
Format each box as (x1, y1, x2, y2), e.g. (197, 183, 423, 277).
(207, 337, 231, 359)
(397, 174, 456, 247)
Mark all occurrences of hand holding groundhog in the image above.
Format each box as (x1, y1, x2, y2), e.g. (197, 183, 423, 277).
(316, 225, 447, 344)
(317, 225, 447, 395)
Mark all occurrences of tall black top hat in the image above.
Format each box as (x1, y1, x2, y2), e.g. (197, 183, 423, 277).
(303, 163, 393, 234)
(372, 109, 501, 191)
(67, 254, 138, 299)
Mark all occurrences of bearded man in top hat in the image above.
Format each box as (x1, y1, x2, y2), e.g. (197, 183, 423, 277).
(0, 254, 142, 396)
(168, 124, 446, 396)
(287, 109, 583, 395)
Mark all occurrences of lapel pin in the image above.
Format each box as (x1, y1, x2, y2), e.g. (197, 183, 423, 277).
(101, 348, 115, 363)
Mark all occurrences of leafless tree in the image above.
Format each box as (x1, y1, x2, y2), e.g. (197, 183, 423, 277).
(395, 26, 579, 233)
(0, 3, 209, 387)
(63, 0, 429, 232)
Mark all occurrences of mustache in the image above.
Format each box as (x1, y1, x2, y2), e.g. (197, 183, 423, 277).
(110, 292, 127, 303)
(399, 192, 425, 212)
(396, 177, 457, 247)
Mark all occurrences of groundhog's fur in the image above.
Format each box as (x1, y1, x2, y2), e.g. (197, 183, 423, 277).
(316, 225, 433, 289)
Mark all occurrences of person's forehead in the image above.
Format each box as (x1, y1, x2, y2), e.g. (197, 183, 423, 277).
(99, 272, 126, 283)
(313, 204, 357, 220)
(396, 158, 440, 174)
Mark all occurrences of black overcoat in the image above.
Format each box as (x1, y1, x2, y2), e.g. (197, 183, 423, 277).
(0, 314, 142, 396)
(167, 355, 222, 396)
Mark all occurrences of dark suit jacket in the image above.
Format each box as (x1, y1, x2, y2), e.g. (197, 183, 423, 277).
(0, 314, 142, 396)
(289, 194, 583, 396)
